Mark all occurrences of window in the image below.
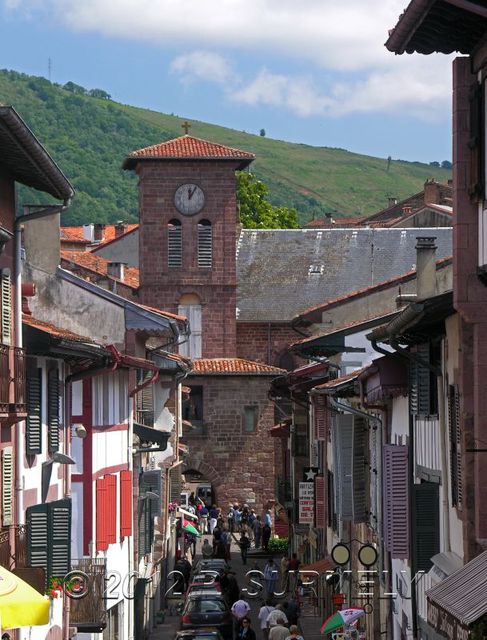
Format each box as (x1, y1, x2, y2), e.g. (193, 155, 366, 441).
(178, 294, 202, 358)
(93, 372, 129, 426)
(182, 386, 205, 434)
(197, 220, 212, 268)
(168, 219, 182, 267)
(412, 481, 439, 572)
(138, 470, 161, 557)
(26, 365, 42, 455)
(0, 268, 11, 346)
(293, 422, 308, 457)
(2, 446, 13, 526)
(243, 406, 258, 432)
(47, 367, 60, 453)
(383, 444, 409, 558)
(26, 499, 72, 585)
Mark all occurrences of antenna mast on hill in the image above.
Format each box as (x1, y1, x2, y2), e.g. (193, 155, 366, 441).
(48, 58, 52, 82)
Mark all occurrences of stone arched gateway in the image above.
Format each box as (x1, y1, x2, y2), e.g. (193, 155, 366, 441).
(182, 457, 224, 504)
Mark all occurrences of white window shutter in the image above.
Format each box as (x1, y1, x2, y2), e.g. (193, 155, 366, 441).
(1, 269, 12, 346)
(2, 446, 13, 526)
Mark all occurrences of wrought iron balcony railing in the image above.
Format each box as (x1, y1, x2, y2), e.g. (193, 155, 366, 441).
(69, 557, 107, 633)
(13, 347, 26, 410)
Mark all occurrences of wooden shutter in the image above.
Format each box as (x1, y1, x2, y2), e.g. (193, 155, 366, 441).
(197, 221, 212, 268)
(189, 305, 202, 359)
(168, 220, 182, 268)
(120, 470, 133, 537)
(96, 477, 108, 552)
(315, 475, 326, 528)
(106, 474, 117, 544)
(409, 343, 431, 416)
(314, 396, 329, 441)
(139, 470, 161, 556)
(412, 482, 439, 572)
(335, 414, 354, 521)
(0, 268, 12, 346)
(27, 503, 49, 577)
(2, 446, 13, 526)
(383, 444, 409, 559)
(26, 367, 42, 455)
(47, 368, 60, 453)
(448, 384, 463, 508)
(352, 417, 367, 523)
(49, 499, 71, 579)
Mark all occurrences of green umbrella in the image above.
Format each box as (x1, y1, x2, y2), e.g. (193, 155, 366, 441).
(182, 519, 201, 537)
(321, 608, 365, 634)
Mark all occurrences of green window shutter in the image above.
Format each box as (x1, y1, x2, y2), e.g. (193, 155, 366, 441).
(335, 414, 354, 521)
(47, 368, 60, 453)
(409, 343, 432, 416)
(448, 384, 462, 507)
(412, 482, 439, 572)
(139, 471, 161, 557)
(27, 503, 49, 582)
(0, 269, 12, 346)
(2, 446, 13, 526)
(26, 367, 42, 455)
(48, 499, 71, 580)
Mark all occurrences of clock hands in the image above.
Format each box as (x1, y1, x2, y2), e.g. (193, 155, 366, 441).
(188, 186, 197, 200)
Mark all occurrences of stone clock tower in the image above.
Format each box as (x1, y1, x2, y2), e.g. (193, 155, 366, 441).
(123, 135, 254, 358)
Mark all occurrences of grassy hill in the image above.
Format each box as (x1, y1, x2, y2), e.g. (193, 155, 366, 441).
(0, 69, 451, 226)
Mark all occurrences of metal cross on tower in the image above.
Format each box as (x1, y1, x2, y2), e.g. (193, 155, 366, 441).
(181, 121, 191, 135)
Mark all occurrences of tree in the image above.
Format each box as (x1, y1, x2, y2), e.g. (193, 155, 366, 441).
(236, 172, 299, 229)
(63, 81, 87, 95)
(260, 129, 266, 137)
(89, 88, 111, 100)
(441, 160, 452, 169)
(429, 161, 440, 167)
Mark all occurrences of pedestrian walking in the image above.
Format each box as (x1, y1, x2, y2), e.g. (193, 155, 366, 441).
(285, 596, 301, 626)
(269, 618, 289, 640)
(285, 625, 304, 640)
(266, 605, 288, 629)
(199, 504, 209, 534)
(262, 522, 272, 552)
(237, 617, 257, 640)
(287, 553, 300, 595)
(228, 505, 235, 532)
(280, 556, 289, 592)
(239, 532, 251, 565)
(231, 593, 251, 636)
(258, 599, 275, 640)
(201, 538, 213, 558)
(209, 505, 218, 534)
(253, 515, 263, 549)
(264, 558, 279, 597)
(234, 505, 242, 532)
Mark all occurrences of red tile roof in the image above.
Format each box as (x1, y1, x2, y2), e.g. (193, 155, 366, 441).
(313, 366, 370, 390)
(23, 314, 96, 344)
(190, 358, 284, 375)
(60, 224, 139, 246)
(138, 302, 187, 323)
(295, 255, 452, 325)
(123, 135, 255, 170)
(61, 250, 140, 289)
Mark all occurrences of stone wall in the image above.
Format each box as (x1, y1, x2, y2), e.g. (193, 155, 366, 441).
(237, 322, 303, 367)
(182, 374, 277, 511)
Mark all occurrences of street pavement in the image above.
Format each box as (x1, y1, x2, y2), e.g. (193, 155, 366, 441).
(149, 537, 323, 640)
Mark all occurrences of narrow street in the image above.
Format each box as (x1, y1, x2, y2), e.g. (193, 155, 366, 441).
(151, 537, 323, 640)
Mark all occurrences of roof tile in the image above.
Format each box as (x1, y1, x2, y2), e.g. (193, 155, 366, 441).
(61, 250, 140, 288)
(23, 314, 96, 344)
(190, 358, 284, 375)
(123, 135, 254, 169)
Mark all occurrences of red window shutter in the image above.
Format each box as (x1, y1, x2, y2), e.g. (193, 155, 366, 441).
(120, 470, 133, 537)
(96, 477, 108, 552)
(106, 474, 117, 544)
(315, 396, 329, 441)
(315, 475, 326, 528)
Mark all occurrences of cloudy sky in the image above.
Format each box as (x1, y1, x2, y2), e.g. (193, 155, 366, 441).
(0, 0, 454, 162)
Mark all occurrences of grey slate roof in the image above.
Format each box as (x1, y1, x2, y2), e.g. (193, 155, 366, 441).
(236, 227, 452, 322)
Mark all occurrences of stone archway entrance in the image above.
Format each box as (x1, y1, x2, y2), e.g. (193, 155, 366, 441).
(182, 456, 223, 505)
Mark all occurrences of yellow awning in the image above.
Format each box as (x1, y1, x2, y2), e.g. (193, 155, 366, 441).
(0, 565, 50, 629)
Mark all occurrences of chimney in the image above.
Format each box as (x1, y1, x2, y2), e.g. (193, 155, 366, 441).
(107, 262, 126, 281)
(416, 236, 437, 300)
(82, 224, 94, 242)
(94, 223, 106, 242)
(402, 205, 413, 216)
(388, 197, 398, 207)
(424, 178, 440, 204)
(115, 221, 128, 238)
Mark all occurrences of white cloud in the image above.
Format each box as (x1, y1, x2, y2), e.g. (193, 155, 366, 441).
(2, 0, 415, 72)
(170, 51, 233, 86)
(230, 56, 451, 121)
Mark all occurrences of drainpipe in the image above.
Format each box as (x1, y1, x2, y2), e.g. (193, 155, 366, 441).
(326, 394, 382, 430)
(14, 200, 71, 528)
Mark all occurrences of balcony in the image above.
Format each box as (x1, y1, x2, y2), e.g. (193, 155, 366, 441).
(12, 347, 26, 411)
(69, 558, 107, 633)
(0, 525, 29, 570)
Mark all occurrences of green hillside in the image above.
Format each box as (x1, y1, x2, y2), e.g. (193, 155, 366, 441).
(0, 69, 451, 226)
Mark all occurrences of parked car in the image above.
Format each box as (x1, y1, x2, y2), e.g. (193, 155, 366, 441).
(174, 629, 224, 640)
(193, 559, 229, 574)
(187, 573, 221, 595)
(180, 592, 232, 640)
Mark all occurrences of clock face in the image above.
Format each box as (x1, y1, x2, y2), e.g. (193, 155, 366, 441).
(174, 183, 205, 215)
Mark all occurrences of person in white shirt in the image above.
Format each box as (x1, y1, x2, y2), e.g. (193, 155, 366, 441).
(258, 599, 275, 640)
(268, 619, 289, 640)
(266, 606, 288, 629)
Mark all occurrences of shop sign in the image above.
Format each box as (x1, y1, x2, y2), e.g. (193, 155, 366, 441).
(299, 481, 314, 524)
(427, 599, 470, 640)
